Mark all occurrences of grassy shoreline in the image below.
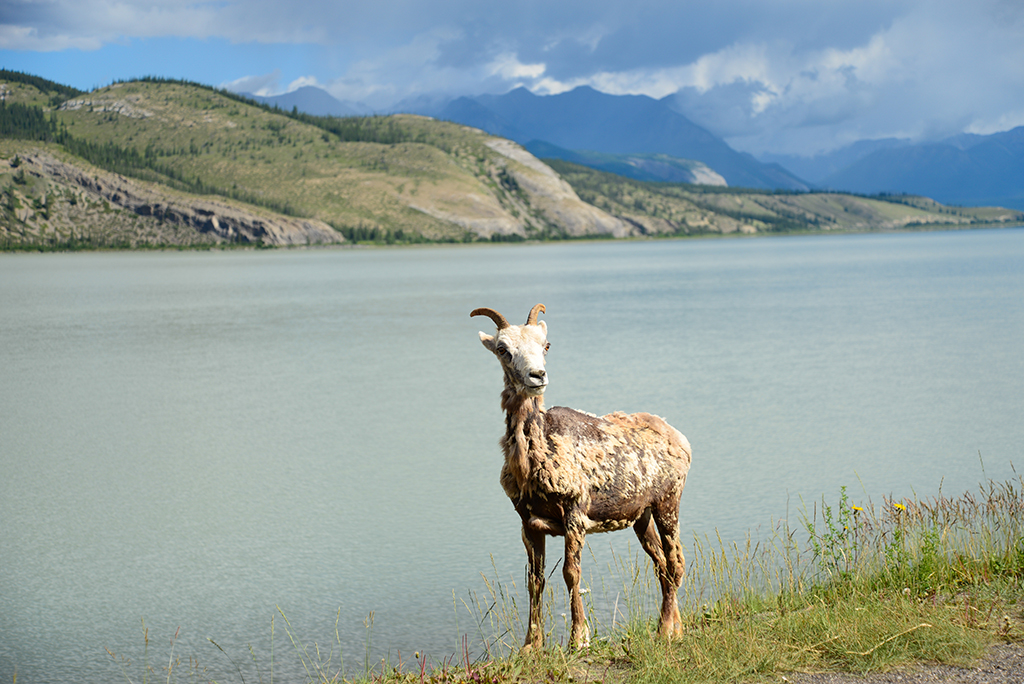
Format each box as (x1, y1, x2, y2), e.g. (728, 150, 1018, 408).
(96, 475, 1024, 684)
(454, 476, 1024, 684)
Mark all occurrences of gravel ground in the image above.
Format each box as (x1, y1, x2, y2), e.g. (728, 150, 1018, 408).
(782, 643, 1024, 683)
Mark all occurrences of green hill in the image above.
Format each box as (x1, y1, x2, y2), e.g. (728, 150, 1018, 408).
(0, 74, 627, 248)
(547, 159, 1024, 235)
(1, 71, 1021, 250)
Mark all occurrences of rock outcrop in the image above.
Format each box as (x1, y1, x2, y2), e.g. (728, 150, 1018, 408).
(485, 139, 632, 237)
(11, 151, 344, 246)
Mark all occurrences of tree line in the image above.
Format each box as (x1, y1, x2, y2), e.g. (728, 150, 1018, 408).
(130, 76, 432, 146)
(0, 101, 60, 141)
(0, 99, 311, 219)
(1, 69, 84, 107)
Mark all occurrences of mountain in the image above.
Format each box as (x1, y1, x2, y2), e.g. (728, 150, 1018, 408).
(432, 96, 525, 141)
(523, 140, 727, 186)
(242, 86, 370, 117)
(1, 75, 634, 247)
(758, 128, 1024, 210)
(760, 138, 912, 185)
(819, 126, 1024, 209)
(415, 86, 810, 191)
(229, 83, 1024, 211)
(2, 71, 1020, 250)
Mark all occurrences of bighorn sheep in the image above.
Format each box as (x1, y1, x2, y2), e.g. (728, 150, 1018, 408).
(472, 303, 692, 651)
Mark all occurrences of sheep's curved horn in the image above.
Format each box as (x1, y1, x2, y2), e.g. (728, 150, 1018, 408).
(526, 303, 546, 325)
(471, 307, 510, 330)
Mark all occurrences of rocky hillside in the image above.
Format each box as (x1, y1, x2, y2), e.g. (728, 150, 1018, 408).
(1, 146, 340, 247)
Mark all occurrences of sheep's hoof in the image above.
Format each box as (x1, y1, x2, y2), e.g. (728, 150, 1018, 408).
(569, 624, 591, 651)
(520, 639, 543, 655)
(657, 617, 684, 640)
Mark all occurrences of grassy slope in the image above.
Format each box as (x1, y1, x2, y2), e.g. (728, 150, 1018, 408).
(51, 81, 510, 240)
(0, 138, 236, 248)
(549, 159, 1024, 236)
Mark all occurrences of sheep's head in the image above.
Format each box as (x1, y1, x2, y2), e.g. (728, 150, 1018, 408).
(473, 304, 549, 396)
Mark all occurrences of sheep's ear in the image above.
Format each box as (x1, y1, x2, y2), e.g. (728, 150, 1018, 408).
(538, 320, 547, 335)
(479, 331, 496, 352)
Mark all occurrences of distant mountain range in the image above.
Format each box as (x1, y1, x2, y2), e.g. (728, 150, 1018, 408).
(411, 86, 810, 191)
(522, 141, 727, 186)
(761, 129, 1024, 209)
(237, 84, 1024, 210)
(760, 139, 913, 185)
(239, 84, 807, 190)
(242, 86, 371, 117)
(820, 129, 1024, 209)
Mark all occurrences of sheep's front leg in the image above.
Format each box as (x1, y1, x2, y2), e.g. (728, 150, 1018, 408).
(521, 526, 546, 652)
(563, 511, 590, 650)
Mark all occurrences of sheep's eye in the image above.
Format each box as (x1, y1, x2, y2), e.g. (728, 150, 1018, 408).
(544, 342, 550, 354)
(496, 344, 509, 357)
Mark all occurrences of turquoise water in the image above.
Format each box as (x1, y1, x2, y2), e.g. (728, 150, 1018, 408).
(2, 229, 1022, 682)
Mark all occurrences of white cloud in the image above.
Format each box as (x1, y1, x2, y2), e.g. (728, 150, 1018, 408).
(569, 2, 1024, 155)
(530, 76, 578, 96)
(319, 30, 452, 105)
(487, 53, 545, 80)
(538, 23, 609, 55)
(967, 110, 1024, 136)
(286, 75, 322, 92)
(684, 43, 777, 95)
(0, 23, 102, 51)
(221, 70, 282, 96)
(508, 41, 789, 102)
(0, 0, 333, 50)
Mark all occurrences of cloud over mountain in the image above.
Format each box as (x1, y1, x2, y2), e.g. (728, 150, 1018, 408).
(4, 0, 1024, 156)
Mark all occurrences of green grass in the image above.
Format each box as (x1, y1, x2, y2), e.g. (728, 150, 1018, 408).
(613, 475, 1024, 683)
(96, 474, 1024, 684)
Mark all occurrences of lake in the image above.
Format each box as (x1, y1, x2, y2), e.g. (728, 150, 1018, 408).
(2, 228, 1023, 683)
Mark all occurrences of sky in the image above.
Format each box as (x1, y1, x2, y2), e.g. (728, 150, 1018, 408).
(3, 0, 1024, 156)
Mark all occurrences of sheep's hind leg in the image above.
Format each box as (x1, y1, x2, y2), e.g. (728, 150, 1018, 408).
(651, 500, 685, 638)
(521, 526, 546, 653)
(634, 508, 678, 638)
(633, 507, 669, 580)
